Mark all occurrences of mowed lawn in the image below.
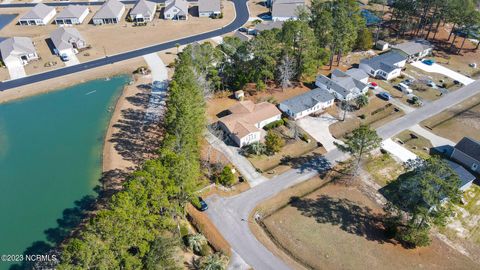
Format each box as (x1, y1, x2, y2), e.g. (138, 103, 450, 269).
(421, 93, 480, 142)
(262, 184, 479, 270)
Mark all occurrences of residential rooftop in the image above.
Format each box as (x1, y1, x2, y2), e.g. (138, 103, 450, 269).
(130, 0, 156, 17)
(280, 88, 334, 114)
(50, 27, 85, 51)
(21, 3, 55, 20)
(360, 52, 406, 73)
(56, 5, 88, 19)
(392, 39, 432, 56)
(454, 137, 480, 161)
(0, 37, 36, 59)
(198, 0, 221, 13)
(93, 0, 125, 19)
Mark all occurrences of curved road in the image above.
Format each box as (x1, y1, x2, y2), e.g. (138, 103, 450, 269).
(0, 0, 249, 91)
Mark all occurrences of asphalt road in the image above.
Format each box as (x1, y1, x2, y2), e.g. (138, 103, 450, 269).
(0, 0, 249, 91)
(206, 80, 480, 270)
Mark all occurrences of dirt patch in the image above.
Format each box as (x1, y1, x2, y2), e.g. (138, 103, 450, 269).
(259, 183, 479, 270)
(364, 152, 405, 187)
(421, 93, 480, 142)
(394, 130, 433, 158)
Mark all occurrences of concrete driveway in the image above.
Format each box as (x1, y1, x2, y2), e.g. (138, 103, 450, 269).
(63, 51, 80, 67)
(296, 114, 342, 151)
(381, 138, 418, 163)
(411, 61, 474, 85)
(5, 58, 26, 80)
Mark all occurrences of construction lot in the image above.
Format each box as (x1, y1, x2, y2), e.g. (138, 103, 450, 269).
(0, 3, 235, 80)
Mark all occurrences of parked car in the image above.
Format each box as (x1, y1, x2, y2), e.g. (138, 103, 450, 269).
(60, 54, 70, 62)
(422, 59, 435, 66)
(378, 92, 391, 101)
(369, 81, 378, 89)
(238, 27, 248, 32)
(397, 83, 412, 94)
(196, 197, 208, 211)
(401, 79, 414, 86)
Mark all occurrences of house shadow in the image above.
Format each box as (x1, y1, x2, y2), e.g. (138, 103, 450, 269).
(290, 195, 393, 244)
(44, 38, 57, 55)
(280, 152, 331, 176)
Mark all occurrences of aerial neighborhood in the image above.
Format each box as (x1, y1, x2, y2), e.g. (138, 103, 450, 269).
(0, 0, 479, 270)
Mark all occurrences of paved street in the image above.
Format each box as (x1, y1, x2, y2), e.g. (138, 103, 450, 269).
(0, 0, 249, 91)
(207, 79, 480, 270)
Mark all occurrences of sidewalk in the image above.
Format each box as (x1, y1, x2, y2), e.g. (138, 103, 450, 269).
(205, 131, 268, 187)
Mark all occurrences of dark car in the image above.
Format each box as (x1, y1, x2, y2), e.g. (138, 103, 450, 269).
(197, 197, 208, 211)
(378, 92, 391, 101)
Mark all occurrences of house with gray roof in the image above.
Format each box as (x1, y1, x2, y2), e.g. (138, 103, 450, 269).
(444, 160, 476, 192)
(278, 88, 335, 120)
(129, 0, 157, 23)
(316, 69, 370, 101)
(198, 0, 221, 18)
(359, 51, 407, 80)
(391, 39, 432, 62)
(0, 37, 38, 65)
(451, 137, 480, 175)
(254, 21, 284, 35)
(344, 68, 369, 84)
(50, 27, 87, 57)
(271, 0, 305, 21)
(92, 0, 126, 25)
(164, 0, 189, 20)
(19, 3, 56, 26)
(55, 5, 90, 25)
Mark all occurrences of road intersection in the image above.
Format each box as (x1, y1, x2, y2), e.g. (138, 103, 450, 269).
(207, 80, 480, 270)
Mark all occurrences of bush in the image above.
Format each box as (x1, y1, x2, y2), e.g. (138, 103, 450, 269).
(191, 197, 201, 209)
(299, 133, 309, 143)
(263, 119, 285, 130)
(180, 223, 189, 238)
(215, 165, 235, 187)
(359, 114, 366, 120)
(265, 131, 285, 154)
(241, 142, 267, 156)
(199, 243, 211, 256)
(256, 80, 266, 92)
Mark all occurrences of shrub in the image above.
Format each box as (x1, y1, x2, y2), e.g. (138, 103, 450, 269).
(256, 80, 266, 92)
(180, 223, 189, 238)
(216, 165, 235, 187)
(191, 197, 201, 209)
(187, 234, 208, 255)
(299, 133, 309, 143)
(199, 243, 211, 256)
(359, 114, 366, 120)
(265, 131, 285, 154)
(241, 142, 267, 156)
(263, 119, 284, 130)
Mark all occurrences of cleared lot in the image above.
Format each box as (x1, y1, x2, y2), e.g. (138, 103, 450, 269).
(261, 183, 479, 270)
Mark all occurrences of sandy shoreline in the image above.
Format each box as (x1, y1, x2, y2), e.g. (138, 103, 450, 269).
(0, 57, 147, 104)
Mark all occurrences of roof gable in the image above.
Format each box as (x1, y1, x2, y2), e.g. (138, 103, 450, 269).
(93, 0, 125, 19)
(22, 3, 55, 20)
(57, 5, 89, 19)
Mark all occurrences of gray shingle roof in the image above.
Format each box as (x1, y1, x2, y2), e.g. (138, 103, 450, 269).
(360, 52, 406, 72)
(345, 68, 368, 81)
(445, 160, 476, 189)
(165, 0, 189, 16)
(254, 21, 284, 32)
(56, 5, 88, 19)
(392, 39, 432, 56)
(280, 88, 334, 114)
(272, 1, 304, 18)
(0, 37, 36, 59)
(455, 137, 480, 162)
(93, 0, 125, 19)
(50, 27, 85, 51)
(317, 69, 368, 99)
(21, 3, 55, 20)
(198, 0, 221, 13)
(130, 0, 156, 17)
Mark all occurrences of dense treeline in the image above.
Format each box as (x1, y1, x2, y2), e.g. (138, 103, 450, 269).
(390, 0, 480, 52)
(218, 0, 371, 90)
(57, 47, 207, 269)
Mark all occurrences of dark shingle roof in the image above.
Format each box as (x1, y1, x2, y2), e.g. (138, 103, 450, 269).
(280, 88, 334, 114)
(455, 137, 480, 161)
(445, 160, 476, 189)
(360, 52, 406, 72)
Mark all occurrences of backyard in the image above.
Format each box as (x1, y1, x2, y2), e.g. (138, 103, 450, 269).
(259, 182, 479, 270)
(421, 93, 480, 142)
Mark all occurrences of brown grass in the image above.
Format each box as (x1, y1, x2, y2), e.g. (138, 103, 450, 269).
(187, 204, 231, 256)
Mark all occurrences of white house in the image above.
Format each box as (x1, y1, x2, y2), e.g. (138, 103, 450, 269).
(359, 52, 407, 81)
(344, 68, 369, 84)
(164, 0, 189, 20)
(278, 88, 335, 120)
(198, 0, 221, 18)
(129, 0, 157, 23)
(0, 37, 38, 65)
(19, 3, 56, 26)
(271, 0, 305, 21)
(55, 5, 90, 25)
(218, 100, 282, 147)
(316, 69, 370, 101)
(391, 39, 432, 62)
(92, 0, 126, 25)
(50, 27, 87, 56)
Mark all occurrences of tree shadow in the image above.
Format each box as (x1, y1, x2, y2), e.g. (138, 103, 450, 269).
(290, 195, 393, 244)
(280, 152, 331, 176)
(125, 91, 151, 109)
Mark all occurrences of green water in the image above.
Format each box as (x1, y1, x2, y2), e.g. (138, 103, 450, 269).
(0, 76, 129, 269)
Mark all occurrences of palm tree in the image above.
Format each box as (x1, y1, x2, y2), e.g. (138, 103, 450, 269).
(187, 234, 207, 254)
(200, 253, 229, 270)
(355, 94, 369, 109)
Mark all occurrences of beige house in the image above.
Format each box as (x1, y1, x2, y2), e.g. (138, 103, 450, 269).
(164, 0, 189, 20)
(92, 0, 126, 25)
(130, 0, 157, 23)
(55, 5, 90, 25)
(218, 101, 282, 147)
(19, 3, 57, 26)
(50, 27, 87, 57)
